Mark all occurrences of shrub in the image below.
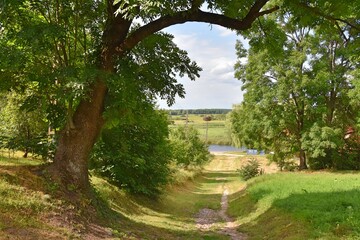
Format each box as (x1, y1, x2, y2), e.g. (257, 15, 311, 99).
(170, 126, 210, 168)
(90, 108, 172, 197)
(238, 159, 263, 181)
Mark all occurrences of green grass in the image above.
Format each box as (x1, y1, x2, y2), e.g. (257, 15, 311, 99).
(0, 157, 59, 238)
(0, 155, 43, 166)
(169, 114, 232, 145)
(228, 172, 360, 239)
(93, 155, 247, 239)
(3, 151, 360, 239)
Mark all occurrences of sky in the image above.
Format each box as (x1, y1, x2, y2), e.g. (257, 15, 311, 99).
(156, 23, 246, 110)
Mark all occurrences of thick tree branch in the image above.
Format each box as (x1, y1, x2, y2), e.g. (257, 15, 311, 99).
(117, 0, 278, 55)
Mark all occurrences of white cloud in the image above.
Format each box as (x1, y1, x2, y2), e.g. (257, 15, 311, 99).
(158, 23, 245, 109)
(214, 25, 235, 37)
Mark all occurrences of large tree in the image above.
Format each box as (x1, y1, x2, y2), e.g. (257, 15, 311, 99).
(0, 0, 279, 191)
(230, 1, 360, 170)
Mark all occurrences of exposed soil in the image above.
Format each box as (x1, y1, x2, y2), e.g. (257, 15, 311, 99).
(195, 188, 247, 240)
(218, 188, 247, 240)
(195, 152, 278, 239)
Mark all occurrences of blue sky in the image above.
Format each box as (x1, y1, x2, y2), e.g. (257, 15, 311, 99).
(156, 23, 245, 110)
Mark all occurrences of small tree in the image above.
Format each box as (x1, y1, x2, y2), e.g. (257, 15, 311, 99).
(238, 159, 263, 181)
(170, 126, 210, 168)
(0, 92, 49, 158)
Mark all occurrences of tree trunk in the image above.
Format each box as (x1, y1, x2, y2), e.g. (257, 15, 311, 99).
(23, 150, 28, 158)
(49, 80, 107, 191)
(299, 149, 307, 170)
(48, 2, 132, 192)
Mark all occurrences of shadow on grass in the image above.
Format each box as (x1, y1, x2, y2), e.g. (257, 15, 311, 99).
(91, 166, 245, 239)
(95, 185, 228, 240)
(234, 189, 360, 239)
(202, 171, 239, 179)
(272, 190, 360, 238)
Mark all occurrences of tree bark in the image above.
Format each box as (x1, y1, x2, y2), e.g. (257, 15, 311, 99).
(23, 150, 28, 158)
(50, 80, 107, 190)
(49, 2, 132, 191)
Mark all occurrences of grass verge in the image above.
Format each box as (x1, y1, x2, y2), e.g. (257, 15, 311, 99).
(228, 172, 360, 239)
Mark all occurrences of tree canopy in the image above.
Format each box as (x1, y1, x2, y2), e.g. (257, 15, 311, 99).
(1, 0, 360, 193)
(229, 0, 360, 170)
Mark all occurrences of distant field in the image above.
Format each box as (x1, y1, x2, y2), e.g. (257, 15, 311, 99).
(168, 114, 232, 145)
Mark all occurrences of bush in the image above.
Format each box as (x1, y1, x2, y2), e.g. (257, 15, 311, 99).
(238, 159, 263, 181)
(90, 108, 172, 197)
(170, 126, 210, 168)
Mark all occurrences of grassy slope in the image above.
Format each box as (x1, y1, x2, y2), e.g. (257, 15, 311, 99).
(0, 156, 75, 239)
(228, 172, 360, 240)
(92, 154, 248, 239)
(2, 152, 360, 240)
(0, 154, 243, 239)
(170, 114, 232, 145)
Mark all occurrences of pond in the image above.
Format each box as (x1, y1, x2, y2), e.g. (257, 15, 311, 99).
(208, 144, 246, 152)
(208, 145, 265, 155)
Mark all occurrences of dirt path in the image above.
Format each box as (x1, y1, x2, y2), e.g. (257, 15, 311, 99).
(218, 188, 247, 240)
(195, 152, 278, 239)
(195, 186, 246, 240)
(195, 153, 249, 239)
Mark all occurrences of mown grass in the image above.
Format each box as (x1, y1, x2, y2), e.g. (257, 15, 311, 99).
(228, 172, 360, 240)
(92, 155, 248, 239)
(169, 114, 232, 145)
(6, 151, 360, 239)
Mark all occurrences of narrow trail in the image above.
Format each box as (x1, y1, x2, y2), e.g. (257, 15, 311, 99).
(218, 188, 247, 240)
(194, 152, 277, 239)
(195, 152, 249, 240)
(195, 186, 246, 239)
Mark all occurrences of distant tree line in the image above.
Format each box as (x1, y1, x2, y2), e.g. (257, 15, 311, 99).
(167, 109, 231, 115)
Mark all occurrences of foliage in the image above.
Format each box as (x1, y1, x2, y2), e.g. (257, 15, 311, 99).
(0, 92, 52, 158)
(109, 30, 201, 108)
(170, 126, 210, 168)
(302, 124, 342, 169)
(90, 105, 171, 197)
(230, 6, 360, 170)
(238, 159, 263, 181)
(0, 0, 106, 129)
